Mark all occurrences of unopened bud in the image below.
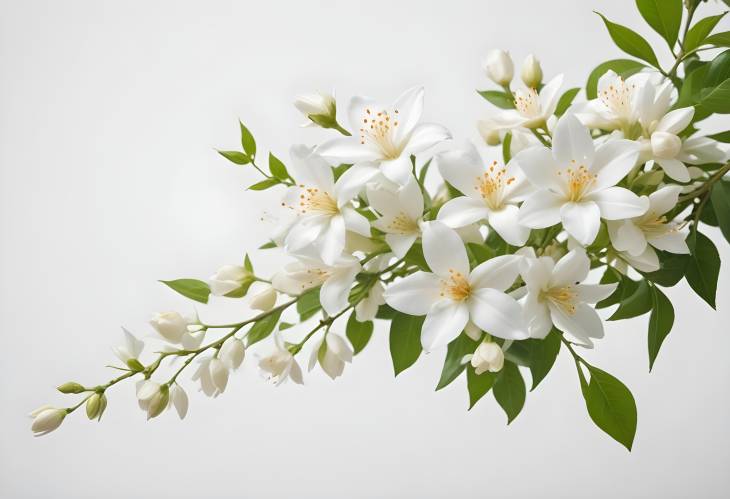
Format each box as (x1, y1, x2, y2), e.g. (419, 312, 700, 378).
(651, 131, 681, 159)
(250, 285, 277, 311)
(85, 392, 107, 421)
(520, 54, 543, 88)
(57, 382, 85, 394)
(484, 49, 514, 86)
(294, 92, 337, 128)
(477, 120, 502, 146)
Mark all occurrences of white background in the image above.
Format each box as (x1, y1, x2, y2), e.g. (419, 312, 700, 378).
(2, 1, 729, 497)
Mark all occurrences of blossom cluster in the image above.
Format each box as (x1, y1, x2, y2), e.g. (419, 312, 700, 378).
(33, 0, 730, 450)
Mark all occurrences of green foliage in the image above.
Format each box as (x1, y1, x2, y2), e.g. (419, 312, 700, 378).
(389, 311, 425, 376)
(636, 0, 683, 48)
(595, 12, 660, 67)
(466, 366, 497, 409)
(705, 31, 730, 47)
(268, 152, 291, 181)
(711, 180, 730, 244)
(160, 279, 211, 304)
(217, 150, 251, 165)
(582, 366, 637, 451)
(493, 362, 526, 424)
(608, 278, 652, 321)
(684, 13, 727, 52)
(248, 178, 281, 191)
(699, 79, 730, 114)
(239, 120, 256, 158)
(477, 90, 514, 109)
(685, 230, 720, 309)
(648, 285, 675, 371)
(527, 330, 561, 391)
(704, 50, 730, 88)
(585, 59, 645, 99)
(555, 87, 581, 117)
(436, 333, 478, 391)
(641, 251, 689, 287)
(345, 311, 373, 355)
(247, 309, 283, 346)
(297, 287, 322, 321)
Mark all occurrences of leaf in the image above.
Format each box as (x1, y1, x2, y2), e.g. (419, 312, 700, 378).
(586, 59, 646, 99)
(595, 12, 660, 68)
(389, 311, 425, 376)
(244, 254, 253, 273)
(648, 285, 675, 371)
(684, 13, 727, 52)
(608, 278, 652, 320)
(466, 242, 495, 266)
(704, 31, 730, 47)
(476, 90, 514, 109)
(404, 242, 430, 272)
(502, 131, 513, 164)
(466, 366, 497, 409)
(239, 121, 256, 158)
(596, 267, 623, 308)
(297, 287, 322, 321)
(675, 63, 708, 108)
(345, 311, 373, 355)
(248, 178, 280, 191)
(704, 50, 730, 89)
(247, 309, 282, 346)
(640, 251, 689, 287)
(555, 87, 581, 117)
(527, 330, 561, 390)
(217, 150, 250, 165)
(583, 366, 637, 451)
(685, 230, 720, 309)
(636, 0, 683, 48)
(503, 341, 531, 367)
(711, 180, 730, 244)
(699, 78, 730, 114)
(375, 304, 397, 320)
(493, 362, 526, 424)
(159, 279, 210, 304)
(436, 333, 478, 391)
(708, 130, 730, 142)
(268, 152, 290, 181)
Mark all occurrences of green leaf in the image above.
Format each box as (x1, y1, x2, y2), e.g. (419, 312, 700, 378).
(466, 242, 495, 267)
(675, 63, 708, 108)
(596, 267, 623, 308)
(685, 230, 720, 308)
(217, 150, 250, 165)
(503, 341, 531, 367)
(583, 366, 637, 451)
(248, 178, 280, 191)
(704, 31, 730, 47)
(268, 152, 290, 181)
(707, 130, 730, 142)
(640, 251, 689, 287)
(711, 180, 730, 244)
(636, 0, 683, 48)
(436, 333, 478, 391)
(684, 13, 727, 52)
(699, 78, 730, 114)
(608, 278, 652, 320)
(586, 59, 646, 99)
(297, 287, 322, 321)
(389, 311, 424, 376)
(239, 121, 256, 158)
(555, 87, 581, 117)
(159, 279, 210, 304)
(247, 309, 282, 346)
(648, 285, 675, 371)
(502, 131, 513, 164)
(595, 12, 660, 67)
(375, 304, 397, 320)
(704, 50, 730, 89)
(476, 90, 514, 109)
(404, 242, 430, 272)
(345, 311, 373, 355)
(258, 240, 277, 249)
(466, 366, 497, 409)
(493, 362, 526, 424)
(527, 329, 561, 390)
(244, 254, 253, 273)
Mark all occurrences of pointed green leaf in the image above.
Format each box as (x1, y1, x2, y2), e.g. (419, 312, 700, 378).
(502, 130, 513, 164)
(586, 59, 646, 99)
(595, 12, 660, 67)
(268, 152, 290, 181)
(247, 309, 283, 346)
(608, 278, 652, 320)
(217, 150, 250, 165)
(636, 0, 682, 48)
(555, 87, 581, 117)
(684, 13, 727, 52)
(711, 179, 730, 244)
(239, 121, 256, 158)
(466, 366, 497, 409)
(583, 366, 637, 451)
(159, 279, 210, 304)
(527, 329, 561, 390)
(699, 78, 730, 114)
(436, 333, 478, 391)
(345, 311, 374, 355)
(685, 230, 720, 308)
(493, 362, 526, 424)
(705, 50, 730, 88)
(297, 287, 322, 321)
(248, 178, 280, 191)
(640, 251, 689, 287)
(476, 90, 514, 109)
(704, 31, 730, 47)
(648, 285, 675, 370)
(389, 311, 424, 376)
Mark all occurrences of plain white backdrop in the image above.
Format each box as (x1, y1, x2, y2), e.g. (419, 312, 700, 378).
(2, 1, 729, 497)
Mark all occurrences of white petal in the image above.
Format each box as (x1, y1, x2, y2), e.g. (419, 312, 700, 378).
(335, 164, 379, 203)
(518, 190, 563, 228)
(320, 265, 360, 315)
(341, 206, 371, 237)
(385, 233, 418, 258)
(552, 114, 595, 166)
(208, 358, 229, 393)
(284, 214, 329, 253)
(421, 300, 469, 352)
(648, 231, 690, 254)
(549, 302, 603, 346)
(384, 271, 442, 315)
(648, 185, 682, 216)
(622, 246, 660, 272)
(436, 142, 484, 196)
(513, 146, 563, 193)
(560, 201, 601, 245)
(400, 176, 425, 221)
(679, 136, 727, 164)
(609, 219, 647, 256)
(590, 139, 640, 190)
(289, 360, 304, 385)
(469, 255, 522, 292)
(468, 288, 529, 340)
(326, 333, 354, 363)
(575, 283, 617, 303)
(136, 381, 160, 401)
(587, 187, 649, 220)
(318, 215, 346, 266)
(317, 137, 380, 164)
(538, 74, 564, 116)
(380, 156, 413, 185)
(171, 385, 189, 420)
(655, 158, 690, 182)
(522, 293, 553, 339)
(422, 221, 469, 277)
(551, 248, 590, 286)
(655, 107, 694, 135)
(437, 196, 489, 228)
(392, 86, 425, 140)
(289, 144, 335, 190)
(405, 123, 452, 154)
(487, 205, 530, 246)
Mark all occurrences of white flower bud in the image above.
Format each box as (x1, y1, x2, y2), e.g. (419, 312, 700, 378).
(309, 333, 353, 380)
(112, 327, 144, 364)
(30, 406, 66, 436)
(208, 265, 250, 296)
(150, 312, 187, 343)
(294, 91, 337, 128)
(520, 54, 543, 88)
(170, 384, 188, 420)
(477, 120, 502, 146)
(208, 358, 229, 393)
(651, 131, 682, 159)
(249, 284, 277, 311)
(136, 381, 169, 420)
(85, 392, 107, 421)
(220, 337, 245, 370)
(471, 340, 504, 374)
(484, 49, 514, 86)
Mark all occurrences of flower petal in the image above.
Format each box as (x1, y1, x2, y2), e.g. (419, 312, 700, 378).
(549, 302, 603, 346)
(560, 201, 600, 245)
(289, 145, 335, 190)
(335, 164, 379, 204)
(513, 146, 563, 193)
(392, 86, 424, 140)
(468, 288, 529, 340)
(384, 271, 442, 315)
(551, 248, 590, 286)
(607, 219, 647, 256)
(317, 137, 380, 164)
(318, 214, 346, 265)
(405, 123, 451, 154)
(385, 233, 418, 258)
(521, 293, 553, 339)
(621, 246, 660, 272)
(469, 255, 522, 292)
(590, 139, 640, 190)
(400, 176, 425, 220)
(655, 157, 690, 182)
(648, 231, 690, 254)
(437, 196, 489, 228)
(380, 156, 413, 185)
(648, 185, 682, 216)
(420, 300, 469, 352)
(575, 283, 617, 303)
(284, 214, 329, 253)
(538, 74, 564, 116)
(587, 186, 649, 220)
(552, 114, 595, 166)
(320, 265, 360, 315)
(487, 205, 530, 246)
(436, 142, 485, 196)
(341, 206, 371, 237)
(655, 107, 694, 135)
(519, 190, 563, 228)
(422, 221, 470, 277)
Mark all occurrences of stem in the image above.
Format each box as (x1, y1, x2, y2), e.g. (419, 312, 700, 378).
(332, 122, 352, 136)
(678, 162, 730, 203)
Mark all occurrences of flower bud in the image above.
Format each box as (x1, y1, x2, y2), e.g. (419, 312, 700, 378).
(464, 322, 482, 341)
(57, 381, 85, 394)
(294, 92, 337, 128)
(520, 54, 543, 88)
(150, 311, 187, 343)
(136, 381, 169, 420)
(651, 131, 682, 159)
(30, 406, 66, 436)
(250, 284, 277, 311)
(471, 340, 504, 374)
(170, 384, 189, 419)
(209, 265, 251, 297)
(477, 120, 502, 146)
(208, 358, 229, 393)
(85, 392, 107, 421)
(220, 337, 245, 370)
(484, 49, 514, 86)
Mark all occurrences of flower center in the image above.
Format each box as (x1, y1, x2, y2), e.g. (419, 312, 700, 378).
(558, 162, 597, 202)
(473, 160, 516, 210)
(638, 214, 684, 238)
(599, 76, 635, 119)
(440, 269, 471, 301)
(542, 285, 578, 315)
(296, 186, 339, 215)
(385, 212, 419, 234)
(359, 107, 403, 159)
(514, 88, 540, 118)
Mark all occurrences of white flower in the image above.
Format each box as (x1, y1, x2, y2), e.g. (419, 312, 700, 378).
(191, 357, 229, 398)
(258, 330, 303, 386)
(136, 381, 170, 419)
(30, 405, 66, 436)
(367, 177, 424, 257)
(570, 70, 649, 131)
(317, 86, 451, 185)
(356, 281, 385, 322)
(467, 340, 504, 374)
(249, 284, 277, 312)
(436, 141, 532, 245)
(606, 185, 689, 271)
(516, 114, 648, 245)
(280, 145, 372, 264)
(489, 74, 564, 130)
(308, 333, 354, 380)
(520, 54, 543, 88)
(150, 311, 188, 343)
(294, 91, 336, 127)
(112, 327, 144, 365)
(209, 264, 250, 296)
(219, 337, 245, 370)
(272, 252, 361, 316)
(484, 49, 514, 86)
(520, 248, 616, 346)
(384, 222, 528, 352)
(169, 384, 189, 420)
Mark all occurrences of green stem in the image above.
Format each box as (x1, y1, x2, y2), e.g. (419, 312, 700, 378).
(333, 122, 352, 136)
(678, 162, 730, 203)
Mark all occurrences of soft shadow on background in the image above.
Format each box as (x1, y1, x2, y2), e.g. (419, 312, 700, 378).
(1, 1, 729, 498)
